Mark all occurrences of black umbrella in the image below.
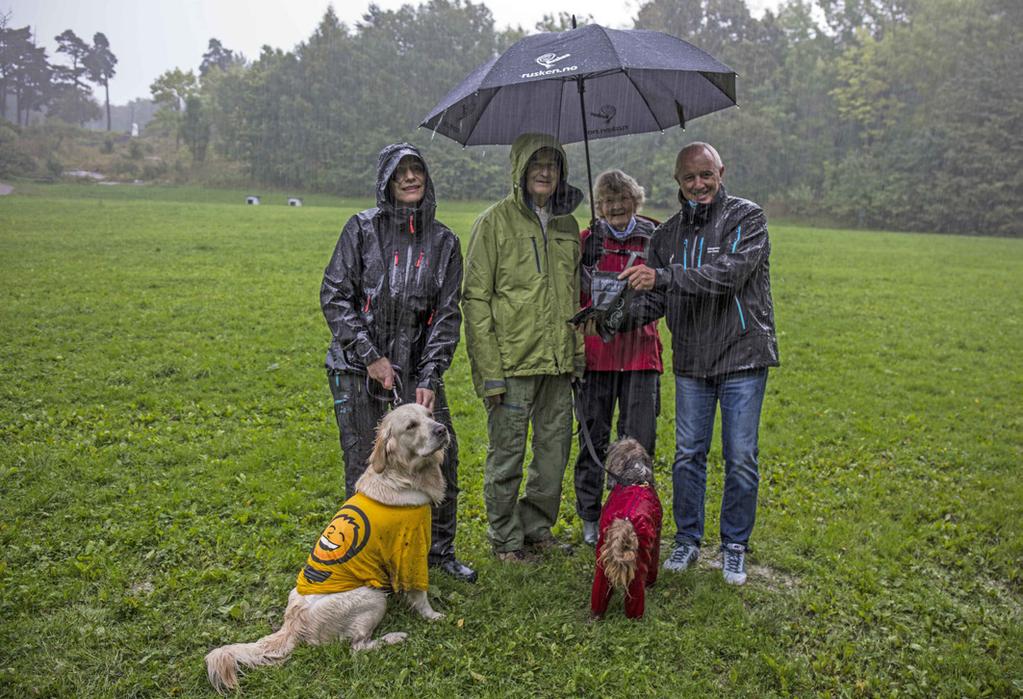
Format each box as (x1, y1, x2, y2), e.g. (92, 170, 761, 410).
(420, 20, 737, 223)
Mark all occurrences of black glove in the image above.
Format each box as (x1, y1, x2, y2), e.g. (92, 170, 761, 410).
(581, 226, 604, 268)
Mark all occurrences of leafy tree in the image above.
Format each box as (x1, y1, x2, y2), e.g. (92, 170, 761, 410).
(53, 29, 89, 90)
(11, 40, 49, 126)
(47, 83, 101, 125)
(84, 32, 117, 131)
(0, 16, 35, 122)
(149, 68, 198, 147)
(181, 94, 210, 162)
(199, 38, 238, 77)
(150, 67, 198, 112)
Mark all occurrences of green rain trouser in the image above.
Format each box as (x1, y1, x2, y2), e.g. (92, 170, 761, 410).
(483, 374, 574, 552)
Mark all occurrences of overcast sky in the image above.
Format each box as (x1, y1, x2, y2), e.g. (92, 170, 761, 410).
(5, 0, 782, 104)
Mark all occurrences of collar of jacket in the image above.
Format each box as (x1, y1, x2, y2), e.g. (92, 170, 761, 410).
(678, 186, 728, 226)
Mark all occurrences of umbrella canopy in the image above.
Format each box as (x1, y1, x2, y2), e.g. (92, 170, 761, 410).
(420, 23, 737, 147)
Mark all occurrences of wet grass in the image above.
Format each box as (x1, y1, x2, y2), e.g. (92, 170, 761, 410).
(1, 184, 1021, 697)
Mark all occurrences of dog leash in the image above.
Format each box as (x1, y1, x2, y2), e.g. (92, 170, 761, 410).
(571, 380, 617, 479)
(366, 368, 403, 407)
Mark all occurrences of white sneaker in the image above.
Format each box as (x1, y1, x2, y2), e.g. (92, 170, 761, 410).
(663, 542, 700, 572)
(722, 543, 747, 585)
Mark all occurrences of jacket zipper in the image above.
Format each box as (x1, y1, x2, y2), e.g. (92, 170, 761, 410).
(530, 237, 541, 273)
(734, 296, 747, 332)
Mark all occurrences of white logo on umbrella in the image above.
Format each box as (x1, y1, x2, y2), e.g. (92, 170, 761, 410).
(535, 53, 571, 69)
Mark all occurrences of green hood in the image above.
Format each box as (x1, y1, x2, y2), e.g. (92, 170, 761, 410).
(509, 133, 584, 217)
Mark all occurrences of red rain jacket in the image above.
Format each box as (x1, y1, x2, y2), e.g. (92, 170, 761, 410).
(580, 216, 664, 372)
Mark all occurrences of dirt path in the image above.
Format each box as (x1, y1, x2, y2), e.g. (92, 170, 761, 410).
(0, 182, 13, 195)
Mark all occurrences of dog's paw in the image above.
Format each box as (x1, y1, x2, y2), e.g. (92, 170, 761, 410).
(422, 609, 445, 621)
(381, 632, 408, 645)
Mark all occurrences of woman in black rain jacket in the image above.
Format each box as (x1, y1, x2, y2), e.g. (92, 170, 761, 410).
(320, 142, 476, 583)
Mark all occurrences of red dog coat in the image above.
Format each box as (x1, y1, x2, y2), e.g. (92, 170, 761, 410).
(591, 483, 663, 618)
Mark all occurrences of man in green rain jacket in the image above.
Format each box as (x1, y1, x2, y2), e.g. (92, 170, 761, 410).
(462, 133, 585, 562)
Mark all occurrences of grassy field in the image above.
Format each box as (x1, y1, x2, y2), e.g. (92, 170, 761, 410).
(1, 182, 1021, 698)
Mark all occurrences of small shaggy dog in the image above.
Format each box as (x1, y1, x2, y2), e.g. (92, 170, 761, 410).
(590, 438, 663, 619)
(205, 403, 449, 693)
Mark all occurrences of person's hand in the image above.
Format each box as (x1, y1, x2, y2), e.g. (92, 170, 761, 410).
(416, 387, 436, 411)
(581, 317, 601, 336)
(485, 393, 504, 409)
(619, 264, 656, 291)
(367, 356, 395, 390)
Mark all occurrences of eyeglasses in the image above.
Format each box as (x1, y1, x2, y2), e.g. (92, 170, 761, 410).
(599, 195, 633, 206)
(527, 159, 560, 173)
(391, 161, 425, 182)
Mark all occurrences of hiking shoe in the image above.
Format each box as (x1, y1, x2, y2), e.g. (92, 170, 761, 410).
(582, 520, 599, 546)
(663, 542, 700, 572)
(433, 556, 478, 583)
(494, 549, 538, 564)
(722, 543, 747, 585)
(528, 535, 575, 556)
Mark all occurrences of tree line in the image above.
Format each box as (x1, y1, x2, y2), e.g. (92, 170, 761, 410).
(0, 11, 117, 130)
(3, 0, 1021, 236)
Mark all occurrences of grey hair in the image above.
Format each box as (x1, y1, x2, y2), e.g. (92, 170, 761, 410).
(594, 169, 645, 211)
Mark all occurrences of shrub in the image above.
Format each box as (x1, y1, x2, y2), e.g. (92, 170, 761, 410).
(0, 123, 37, 177)
(45, 156, 63, 179)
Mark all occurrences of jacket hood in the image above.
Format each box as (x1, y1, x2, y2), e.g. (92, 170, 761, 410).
(375, 142, 436, 221)
(509, 132, 583, 217)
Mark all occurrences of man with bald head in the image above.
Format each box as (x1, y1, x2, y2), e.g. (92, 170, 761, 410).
(618, 142, 779, 585)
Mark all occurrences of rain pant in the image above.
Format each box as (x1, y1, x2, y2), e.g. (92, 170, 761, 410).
(320, 142, 462, 563)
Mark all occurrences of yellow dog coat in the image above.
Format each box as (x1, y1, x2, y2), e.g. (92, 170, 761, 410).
(296, 492, 431, 594)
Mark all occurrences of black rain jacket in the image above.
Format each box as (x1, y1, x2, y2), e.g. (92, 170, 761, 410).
(630, 186, 779, 378)
(320, 143, 462, 391)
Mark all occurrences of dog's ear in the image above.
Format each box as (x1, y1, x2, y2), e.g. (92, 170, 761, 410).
(368, 415, 393, 474)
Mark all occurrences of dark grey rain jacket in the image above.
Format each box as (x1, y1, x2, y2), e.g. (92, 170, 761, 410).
(321, 143, 462, 391)
(631, 186, 779, 378)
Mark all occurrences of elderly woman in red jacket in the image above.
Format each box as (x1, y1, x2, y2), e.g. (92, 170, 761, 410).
(575, 169, 664, 545)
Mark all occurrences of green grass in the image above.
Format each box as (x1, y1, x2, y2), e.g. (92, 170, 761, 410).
(1, 184, 1021, 698)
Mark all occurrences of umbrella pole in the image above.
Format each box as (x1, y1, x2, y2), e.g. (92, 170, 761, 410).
(576, 78, 597, 229)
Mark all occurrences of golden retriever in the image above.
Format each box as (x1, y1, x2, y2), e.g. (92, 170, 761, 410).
(205, 403, 449, 693)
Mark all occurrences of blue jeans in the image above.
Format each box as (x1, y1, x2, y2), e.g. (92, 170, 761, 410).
(672, 369, 768, 550)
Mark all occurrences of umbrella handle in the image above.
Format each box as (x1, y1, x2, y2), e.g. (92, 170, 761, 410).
(576, 78, 597, 230)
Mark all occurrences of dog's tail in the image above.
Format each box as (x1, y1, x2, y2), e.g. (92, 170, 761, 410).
(205, 590, 308, 694)
(598, 518, 639, 590)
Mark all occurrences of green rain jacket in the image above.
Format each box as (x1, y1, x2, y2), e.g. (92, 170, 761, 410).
(462, 133, 585, 398)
